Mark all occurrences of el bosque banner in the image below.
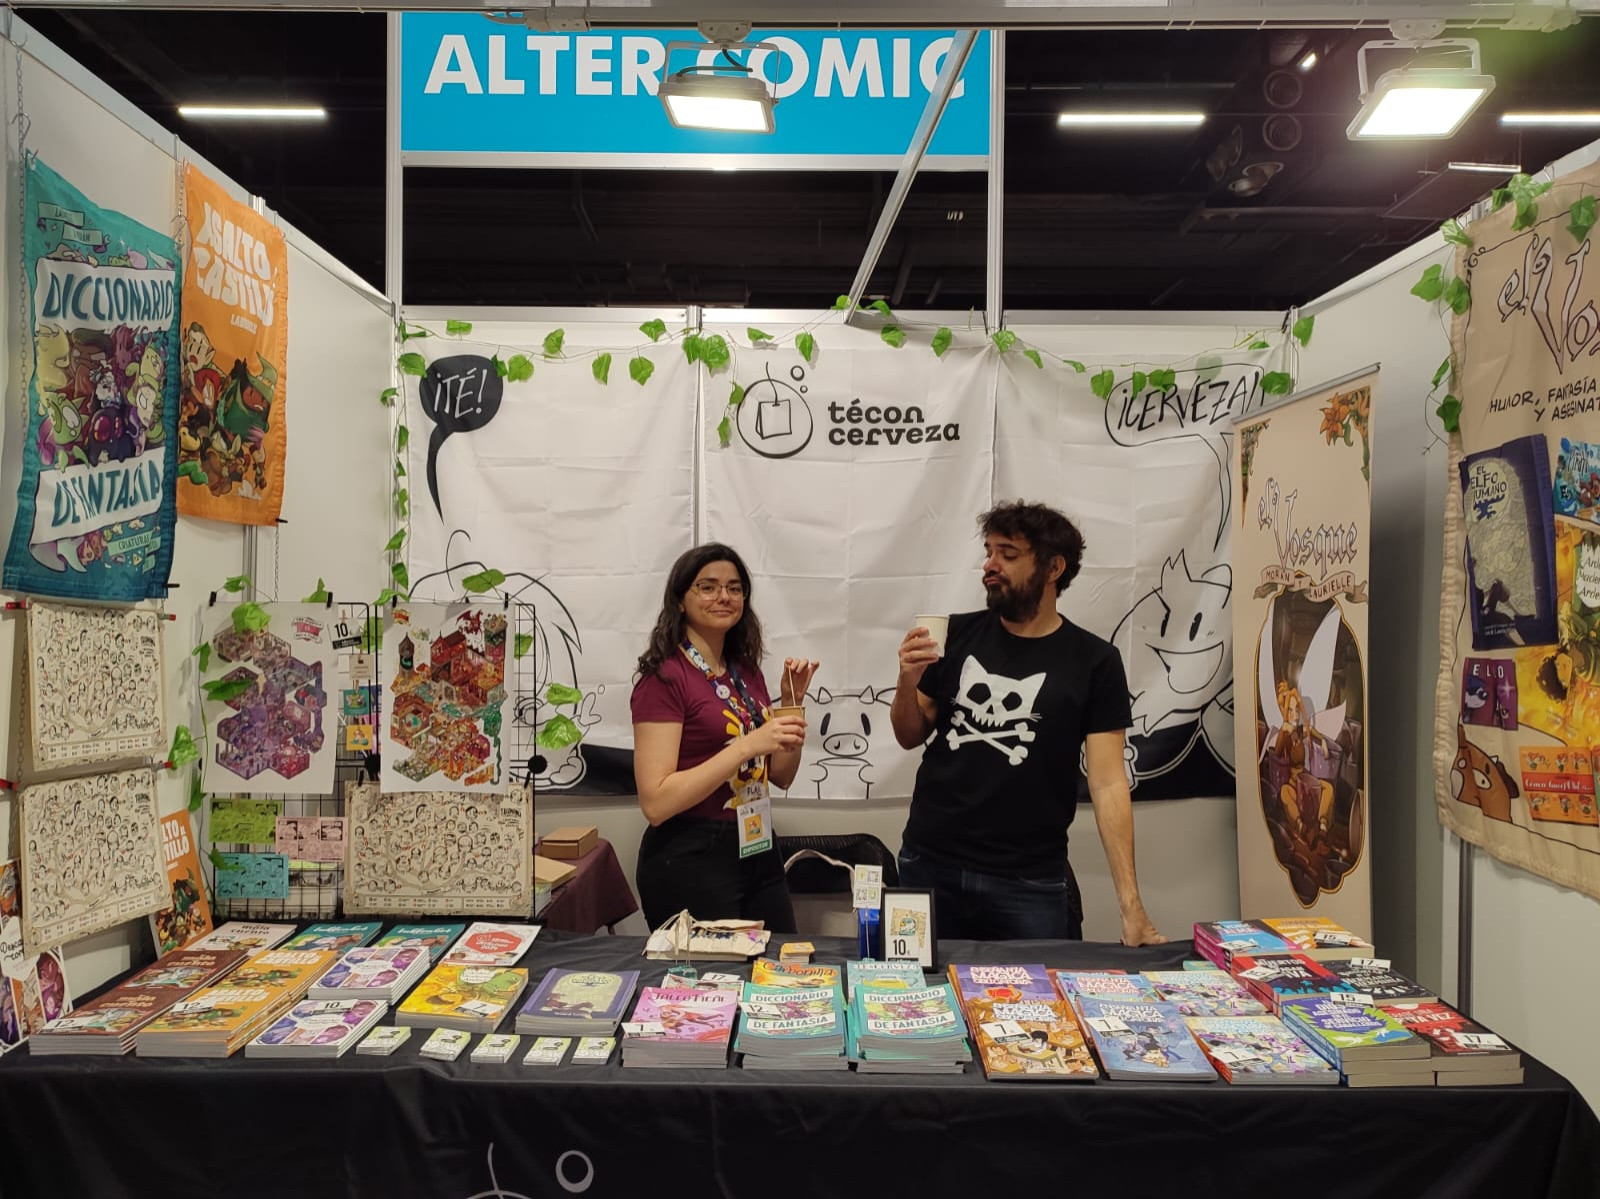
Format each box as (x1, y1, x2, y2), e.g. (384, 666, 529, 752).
(3, 156, 181, 601)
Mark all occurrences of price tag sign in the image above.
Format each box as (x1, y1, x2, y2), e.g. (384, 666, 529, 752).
(1239, 965, 1278, 981)
(1349, 958, 1392, 971)
(1212, 1046, 1267, 1065)
(1328, 992, 1376, 1005)
(852, 865, 883, 911)
(622, 1022, 666, 1036)
(1087, 1017, 1132, 1035)
(979, 1019, 1029, 1044)
(1455, 1032, 1509, 1051)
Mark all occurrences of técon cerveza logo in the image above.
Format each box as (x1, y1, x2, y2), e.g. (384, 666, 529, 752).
(736, 364, 961, 459)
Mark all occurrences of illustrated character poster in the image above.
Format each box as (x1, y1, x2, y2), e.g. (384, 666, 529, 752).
(176, 163, 289, 524)
(199, 604, 337, 796)
(380, 602, 510, 793)
(997, 346, 1274, 802)
(1433, 159, 1600, 899)
(1232, 368, 1373, 924)
(2, 156, 180, 601)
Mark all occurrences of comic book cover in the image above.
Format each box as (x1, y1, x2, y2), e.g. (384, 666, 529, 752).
(1460, 434, 1559, 650)
(1076, 998, 1217, 1081)
(1142, 970, 1268, 1018)
(150, 810, 213, 957)
(965, 996, 1098, 1081)
(749, 959, 841, 990)
(945, 963, 1056, 1004)
(1185, 1015, 1340, 1084)
(518, 968, 640, 1026)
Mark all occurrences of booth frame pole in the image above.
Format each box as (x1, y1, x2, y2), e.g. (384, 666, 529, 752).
(1457, 837, 1474, 1012)
(984, 30, 1004, 332)
(385, 11, 402, 307)
(844, 28, 977, 321)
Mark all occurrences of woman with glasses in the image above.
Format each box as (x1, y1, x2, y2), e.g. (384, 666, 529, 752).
(631, 543, 820, 931)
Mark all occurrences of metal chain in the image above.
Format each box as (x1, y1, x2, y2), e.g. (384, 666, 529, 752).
(272, 524, 281, 599)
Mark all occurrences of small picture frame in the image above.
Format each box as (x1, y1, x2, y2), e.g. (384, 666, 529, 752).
(879, 888, 937, 970)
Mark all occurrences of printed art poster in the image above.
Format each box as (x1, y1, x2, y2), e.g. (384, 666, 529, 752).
(1434, 159, 1600, 899)
(2, 156, 180, 601)
(1233, 369, 1374, 927)
(199, 604, 337, 796)
(380, 603, 509, 793)
(176, 164, 289, 524)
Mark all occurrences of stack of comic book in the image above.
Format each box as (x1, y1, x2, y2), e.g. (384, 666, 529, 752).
(309, 946, 430, 1003)
(620, 986, 738, 1068)
(735, 983, 848, 1070)
(848, 980, 970, 1074)
(1184, 1015, 1340, 1085)
(31, 948, 246, 1056)
(1076, 999, 1218, 1082)
(245, 998, 389, 1059)
(396, 963, 531, 1033)
(515, 968, 640, 1037)
(135, 949, 339, 1057)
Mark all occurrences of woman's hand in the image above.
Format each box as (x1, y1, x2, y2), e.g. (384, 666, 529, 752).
(779, 657, 820, 706)
(743, 715, 806, 758)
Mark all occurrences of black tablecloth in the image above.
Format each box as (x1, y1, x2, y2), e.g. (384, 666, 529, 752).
(1, 933, 1596, 1199)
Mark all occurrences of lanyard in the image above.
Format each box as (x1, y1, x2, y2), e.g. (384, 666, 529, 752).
(680, 640, 765, 732)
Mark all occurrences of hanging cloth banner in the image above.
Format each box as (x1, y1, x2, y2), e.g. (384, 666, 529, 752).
(175, 163, 289, 524)
(1433, 159, 1600, 900)
(1233, 367, 1375, 927)
(3, 156, 180, 600)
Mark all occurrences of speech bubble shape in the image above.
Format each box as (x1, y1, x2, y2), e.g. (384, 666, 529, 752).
(1101, 363, 1264, 551)
(418, 354, 503, 518)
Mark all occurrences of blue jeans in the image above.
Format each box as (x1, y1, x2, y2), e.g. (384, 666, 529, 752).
(897, 841, 1083, 941)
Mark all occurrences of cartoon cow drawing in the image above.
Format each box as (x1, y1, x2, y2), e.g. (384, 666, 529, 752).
(801, 685, 894, 801)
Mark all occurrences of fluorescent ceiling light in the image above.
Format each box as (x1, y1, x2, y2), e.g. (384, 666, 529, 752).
(178, 104, 326, 121)
(659, 72, 774, 134)
(1057, 112, 1205, 128)
(1347, 69, 1493, 139)
(1501, 111, 1600, 126)
(1448, 160, 1521, 173)
(1298, 51, 1319, 72)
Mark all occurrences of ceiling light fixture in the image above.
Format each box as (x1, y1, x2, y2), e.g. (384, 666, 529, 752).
(1057, 112, 1205, 129)
(1447, 160, 1521, 174)
(1500, 112, 1600, 127)
(1298, 50, 1319, 73)
(1346, 38, 1494, 140)
(178, 105, 327, 121)
(659, 25, 779, 134)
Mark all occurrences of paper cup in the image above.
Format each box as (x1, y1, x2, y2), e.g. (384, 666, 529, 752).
(770, 705, 805, 721)
(914, 614, 948, 657)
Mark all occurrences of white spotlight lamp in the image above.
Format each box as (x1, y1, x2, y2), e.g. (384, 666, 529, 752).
(1347, 39, 1494, 140)
(659, 31, 780, 135)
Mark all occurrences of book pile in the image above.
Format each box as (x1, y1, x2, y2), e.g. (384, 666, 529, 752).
(1259, 916, 1376, 961)
(849, 981, 971, 1074)
(1279, 995, 1433, 1087)
(621, 986, 739, 1068)
(441, 923, 541, 967)
(1192, 920, 1293, 970)
(1142, 970, 1268, 1018)
(750, 958, 842, 990)
(281, 922, 383, 953)
(185, 921, 296, 954)
(1076, 999, 1217, 1082)
(735, 983, 848, 1070)
(372, 923, 466, 964)
(1387, 1003, 1524, 1086)
(965, 996, 1098, 1082)
(1184, 1015, 1340, 1085)
(309, 946, 431, 1003)
(1321, 958, 1437, 1006)
(1230, 953, 1354, 1014)
(845, 959, 925, 1001)
(32, 948, 247, 1056)
(516, 968, 640, 1037)
(948, 963, 1057, 1005)
(245, 998, 388, 1058)
(397, 963, 531, 1033)
(136, 949, 339, 1057)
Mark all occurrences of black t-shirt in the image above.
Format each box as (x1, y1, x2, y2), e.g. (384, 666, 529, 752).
(903, 609, 1133, 877)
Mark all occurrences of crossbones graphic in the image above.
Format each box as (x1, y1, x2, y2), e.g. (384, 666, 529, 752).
(947, 707, 1037, 764)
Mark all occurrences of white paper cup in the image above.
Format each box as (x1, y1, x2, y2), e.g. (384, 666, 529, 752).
(914, 614, 948, 657)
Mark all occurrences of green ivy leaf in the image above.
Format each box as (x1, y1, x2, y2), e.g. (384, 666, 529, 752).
(682, 334, 704, 365)
(507, 354, 534, 382)
(209, 847, 242, 871)
(717, 415, 732, 447)
(398, 321, 432, 342)
(543, 329, 566, 358)
(1196, 355, 1222, 382)
(303, 577, 330, 603)
(630, 355, 655, 386)
(1261, 371, 1294, 395)
(833, 295, 851, 310)
(747, 327, 773, 345)
(1432, 356, 1452, 388)
(991, 329, 1017, 354)
(192, 642, 211, 672)
(492, 354, 508, 379)
(1443, 277, 1471, 315)
(1248, 340, 1271, 351)
(700, 334, 732, 373)
(1437, 393, 1462, 433)
(1569, 195, 1598, 245)
(396, 425, 410, 452)
(592, 353, 612, 384)
(1491, 187, 1512, 212)
(931, 327, 953, 358)
(223, 574, 250, 593)
(1149, 368, 1176, 389)
(445, 319, 473, 335)
(397, 352, 427, 377)
(1064, 359, 1086, 374)
(384, 530, 406, 553)
(868, 300, 893, 318)
(1410, 263, 1446, 302)
(1440, 219, 1472, 247)
(514, 632, 533, 659)
(377, 587, 401, 606)
(203, 677, 253, 704)
(880, 326, 906, 349)
(395, 458, 407, 479)
(1291, 315, 1315, 347)
(168, 725, 199, 769)
(189, 772, 205, 812)
(1090, 369, 1115, 400)
(360, 617, 380, 652)
(395, 488, 410, 520)
(640, 318, 667, 342)
(1023, 348, 1043, 370)
(729, 382, 745, 407)
(379, 387, 397, 407)
(232, 602, 271, 633)
(1505, 174, 1554, 232)
(536, 714, 584, 750)
(462, 568, 506, 594)
(391, 561, 410, 591)
(1130, 370, 1148, 394)
(796, 331, 816, 364)
(546, 682, 583, 706)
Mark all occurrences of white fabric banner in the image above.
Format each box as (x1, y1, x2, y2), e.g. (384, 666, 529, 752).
(703, 346, 996, 801)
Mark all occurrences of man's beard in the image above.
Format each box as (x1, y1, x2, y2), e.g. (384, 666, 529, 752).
(985, 562, 1053, 622)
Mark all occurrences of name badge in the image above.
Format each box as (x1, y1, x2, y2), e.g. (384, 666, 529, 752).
(737, 795, 773, 859)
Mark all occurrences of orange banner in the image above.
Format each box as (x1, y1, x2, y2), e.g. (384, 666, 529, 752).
(176, 163, 288, 524)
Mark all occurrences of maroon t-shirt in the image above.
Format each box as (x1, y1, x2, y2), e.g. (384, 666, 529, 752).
(631, 652, 773, 822)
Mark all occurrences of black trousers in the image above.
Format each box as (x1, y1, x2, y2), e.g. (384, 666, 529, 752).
(636, 817, 797, 934)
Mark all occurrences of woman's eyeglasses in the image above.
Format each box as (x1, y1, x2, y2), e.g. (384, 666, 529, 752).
(690, 580, 745, 599)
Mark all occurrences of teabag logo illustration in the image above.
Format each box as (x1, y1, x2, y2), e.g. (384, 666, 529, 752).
(799, 685, 893, 800)
(736, 364, 814, 459)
